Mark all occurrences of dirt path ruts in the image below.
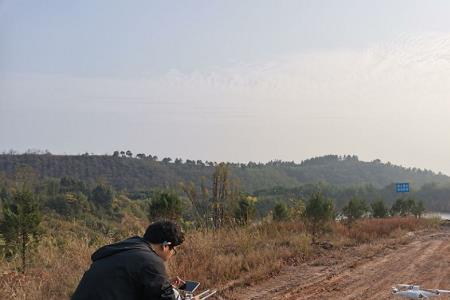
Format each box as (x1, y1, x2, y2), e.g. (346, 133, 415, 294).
(225, 229, 450, 299)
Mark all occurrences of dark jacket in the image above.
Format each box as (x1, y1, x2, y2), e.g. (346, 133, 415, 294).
(72, 236, 176, 300)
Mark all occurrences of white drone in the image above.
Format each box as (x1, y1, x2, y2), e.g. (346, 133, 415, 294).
(392, 284, 450, 299)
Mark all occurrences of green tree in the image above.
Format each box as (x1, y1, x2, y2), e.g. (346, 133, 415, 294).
(405, 198, 416, 214)
(273, 202, 289, 221)
(412, 200, 425, 218)
(391, 198, 405, 216)
(0, 186, 11, 203)
(0, 189, 42, 272)
(91, 184, 114, 209)
(391, 197, 416, 216)
(162, 157, 172, 164)
(371, 198, 388, 218)
(304, 192, 334, 242)
(235, 196, 256, 225)
(289, 198, 305, 221)
(136, 153, 146, 159)
(148, 191, 183, 221)
(46, 192, 90, 217)
(60, 177, 88, 195)
(342, 197, 369, 225)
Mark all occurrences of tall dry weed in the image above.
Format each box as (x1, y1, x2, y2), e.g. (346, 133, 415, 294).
(333, 217, 435, 245)
(169, 222, 310, 290)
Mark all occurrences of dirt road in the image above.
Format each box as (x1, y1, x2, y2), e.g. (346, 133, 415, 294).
(226, 227, 450, 299)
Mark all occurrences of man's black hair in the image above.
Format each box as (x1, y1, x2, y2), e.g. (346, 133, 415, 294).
(143, 220, 184, 247)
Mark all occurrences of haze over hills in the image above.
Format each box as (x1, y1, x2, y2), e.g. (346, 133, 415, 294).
(0, 153, 448, 193)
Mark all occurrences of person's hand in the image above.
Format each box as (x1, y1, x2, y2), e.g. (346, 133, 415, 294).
(192, 296, 200, 300)
(170, 276, 185, 288)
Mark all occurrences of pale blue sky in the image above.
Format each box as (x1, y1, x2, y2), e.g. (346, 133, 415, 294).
(3, 0, 450, 77)
(1, 1, 450, 174)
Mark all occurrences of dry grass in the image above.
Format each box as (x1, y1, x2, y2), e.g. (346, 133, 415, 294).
(0, 214, 145, 300)
(332, 217, 438, 245)
(170, 222, 310, 290)
(0, 217, 438, 299)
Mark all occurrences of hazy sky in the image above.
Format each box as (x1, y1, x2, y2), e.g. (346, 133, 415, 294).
(1, 1, 450, 174)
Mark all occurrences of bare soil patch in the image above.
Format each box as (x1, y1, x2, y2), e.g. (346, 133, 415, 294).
(224, 227, 450, 299)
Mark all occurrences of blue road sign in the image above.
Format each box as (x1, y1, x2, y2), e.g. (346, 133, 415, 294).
(395, 183, 410, 193)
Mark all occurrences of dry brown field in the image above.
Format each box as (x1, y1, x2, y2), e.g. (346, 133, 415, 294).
(0, 217, 445, 299)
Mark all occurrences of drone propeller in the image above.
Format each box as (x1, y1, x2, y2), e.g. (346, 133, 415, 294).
(419, 288, 450, 295)
(435, 289, 450, 294)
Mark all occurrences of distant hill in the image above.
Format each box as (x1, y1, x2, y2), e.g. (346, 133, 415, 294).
(0, 153, 448, 193)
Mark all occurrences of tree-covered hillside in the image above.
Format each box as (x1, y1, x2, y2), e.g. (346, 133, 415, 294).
(254, 181, 450, 215)
(0, 153, 448, 193)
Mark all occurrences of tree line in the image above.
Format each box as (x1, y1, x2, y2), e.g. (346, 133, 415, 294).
(0, 152, 449, 196)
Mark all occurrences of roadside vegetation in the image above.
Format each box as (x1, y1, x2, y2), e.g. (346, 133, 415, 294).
(0, 162, 444, 299)
(0, 215, 438, 300)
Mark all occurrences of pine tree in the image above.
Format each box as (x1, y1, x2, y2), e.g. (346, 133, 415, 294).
(273, 202, 289, 221)
(412, 200, 425, 218)
(91, 184, 114, 209)
(371, 199, 388, 218)
(342, 197, 369, 225)
(235, 196, 256, 225)
(1, 189, 42, 272)
(304, 192, 334, 242)
(148, 191, 183, 221)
